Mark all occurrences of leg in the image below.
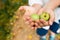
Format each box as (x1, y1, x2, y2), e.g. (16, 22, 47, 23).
(57, 19, 60, 33)
(40, 35, 46, 40)
(54, 7, 60, 34)
(50, 7, 60, 34)
(49, 7, 60, 40)
(36, 26, 50, 40)
(50, 31, 56, 40)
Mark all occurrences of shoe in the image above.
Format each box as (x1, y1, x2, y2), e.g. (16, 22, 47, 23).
(40, 36, 46, 40)
(50, 35, 55, 40)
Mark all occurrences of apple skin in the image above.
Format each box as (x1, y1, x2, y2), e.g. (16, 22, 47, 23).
(30, 12, 50, 21)
(39, 12, 50, 21)
(30, 14, 39, 21)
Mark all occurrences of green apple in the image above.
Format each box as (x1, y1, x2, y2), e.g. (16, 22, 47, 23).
(30, 14, 39, 21)
(39, 12, 50, 21)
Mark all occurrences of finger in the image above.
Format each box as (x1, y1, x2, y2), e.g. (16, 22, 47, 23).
(26, 17, 31, 20)
(31, 27, 35, 30)
(43, 22, 49, 26)
(38, 22, 44, 27)
(25, 17, 32, 24)
(28, 18, 33, 24)
(25, 21, 30, 24)
(19, 6, 24, 10)
(31, 22, 39, 30)
(40, 19, 45, 23)
(34, 22, 39, 27)
(40, 19, 49, 26)
(38, 8, 44, 15)
(19, 6, 28, 11)
(48, 10, 55, 25)
(23, 11, 31, 21)
(25, 19, 33, 25)
(34, 27, 38, 30)
(23, 16, 30, 21)
(35, 19, 40, 23)
(30, 22, 35, 26)
(30, 22, 38, 27)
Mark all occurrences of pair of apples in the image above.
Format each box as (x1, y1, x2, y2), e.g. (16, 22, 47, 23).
(30, 12, 50, 21)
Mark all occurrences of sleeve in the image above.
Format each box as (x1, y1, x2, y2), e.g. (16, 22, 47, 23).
(43, 0, 49, 5)
(28, 0, 43, 6)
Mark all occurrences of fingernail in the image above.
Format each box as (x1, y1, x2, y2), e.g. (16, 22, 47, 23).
(50, 22, 53, 25)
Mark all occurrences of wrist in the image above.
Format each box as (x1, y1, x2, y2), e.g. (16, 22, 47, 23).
(32, 4, 42, 12)
(43, 6, 54, 11)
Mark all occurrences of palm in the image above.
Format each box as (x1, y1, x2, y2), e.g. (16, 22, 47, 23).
(19, 6, 38, 29)
(38, 8, 55, 27)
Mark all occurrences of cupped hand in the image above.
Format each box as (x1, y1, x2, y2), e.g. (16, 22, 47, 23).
(37, 8, 55, 27)
(19, 6, 40, 29)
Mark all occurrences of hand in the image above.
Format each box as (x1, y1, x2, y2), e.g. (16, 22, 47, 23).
(38, 7, 55, 27)
(19, 6, 41, 29)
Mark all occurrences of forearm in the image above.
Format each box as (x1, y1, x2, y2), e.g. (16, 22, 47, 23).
(32, 4, 42, 11)
(28, 0, 43, 11)
(44, 0, 60, 10)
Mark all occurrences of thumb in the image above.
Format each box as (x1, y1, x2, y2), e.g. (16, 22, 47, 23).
(37, 8, 44, 15)
(48, 10, 55, 25)
(19, 6, 29, 11)
(49, 16, 55, 25)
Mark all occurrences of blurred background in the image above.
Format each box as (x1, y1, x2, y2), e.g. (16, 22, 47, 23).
(0, 0, 27, 40)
